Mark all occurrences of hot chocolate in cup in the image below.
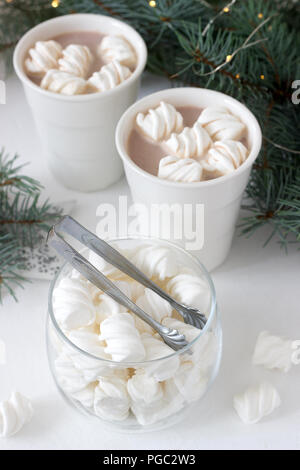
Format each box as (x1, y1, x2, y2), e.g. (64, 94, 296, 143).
(115, 88, 262, 271)
(13, 14, 147, 192)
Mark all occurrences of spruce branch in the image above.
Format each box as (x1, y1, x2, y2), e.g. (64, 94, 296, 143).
(0, 151, 62, 301)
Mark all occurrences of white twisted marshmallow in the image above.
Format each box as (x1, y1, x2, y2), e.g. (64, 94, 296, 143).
(253, 331, 294, 373)
(167, 269, 210, 313)
(164, 122, 211, 159)
(55, 352, 90, 393)
(198, 106, 246, 141)
(142, 334, 180, 381)
(94, 376, 130, 421)
(99, 312, 146, 362)
(136, 102, 184, 142)
(25, 40, 62, 77)
(233, 383, 281, 424)
(0, 392, 33, 438)
(67, 330, 112, 381)
(70, 383, 96, 409)
(136, 288, 172, 323)
(99, 35, 136, 67)
(95, 283, 130, 324)
(131, 244, 178, 281)
(158, 155, 203, 183)
(88, 249, 127, 281)
(88, 60, 131, 92)
(173, 362, 208, 402)
(127, 370, 163, 404)
(203, 140, 248, 175)
(163, 317, 216, 371)
(58, 44, 93, 78)
(41, 70, 86, 95)
(53, 277, 96, 331)
(131, 379, 184, 426)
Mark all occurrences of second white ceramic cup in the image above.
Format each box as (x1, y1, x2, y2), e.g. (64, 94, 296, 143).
(116, 88, 262, 271)
(13, 14, 147, 192)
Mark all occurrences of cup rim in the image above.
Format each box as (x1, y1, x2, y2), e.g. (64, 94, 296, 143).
(13, 13, 147, 102)
(115, 87, 262, 189)
(48, 235, 218, 366)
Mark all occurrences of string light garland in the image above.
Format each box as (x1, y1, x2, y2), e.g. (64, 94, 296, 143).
(195, 14, 275, 77)
(202, 0, 237, 36)
(149, 0, 156, 7)
(51, 0, 60, 7)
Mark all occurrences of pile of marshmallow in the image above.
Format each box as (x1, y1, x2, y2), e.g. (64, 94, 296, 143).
(25, 35, 136, 95)
(233, 331, 298, 424)
(136, 101, 248, 182)
(50, 243, 218, 427)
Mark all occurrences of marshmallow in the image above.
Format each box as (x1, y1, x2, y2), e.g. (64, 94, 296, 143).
(58, 44, 93, 78)
(100, 312, 146, 362)
(233, 383, 281, 425)
(253, 331, 294, 373)
(127, 370, 163, 404)
(158, 155, 203, 183)
(99, 35, 136, 67)
(94, 376, 130, 421)
(88, 60, 131, 92)
(136, 102, 184, 142)
(167, 269, 210, 313)
(164, 122, 211, 159)
(173, 362, 208, 402)
(136, 288, 172, 323)
(131, 244, 178, 281)
(198, 106, 245, 141)
(25, 40, 62, 77)
(0, 392, 33, 438)
(142, 334, 179, 381)
(53, 277, 96, 331)
(41, 70, 86, 95)
(70, 383, 96, 409)
(203, 140, 248, 175)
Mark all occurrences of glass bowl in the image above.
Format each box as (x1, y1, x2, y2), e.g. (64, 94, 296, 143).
(46, 237, 222, 432)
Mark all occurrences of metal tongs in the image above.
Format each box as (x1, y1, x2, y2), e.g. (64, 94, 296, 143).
(47, 216, 207, 351)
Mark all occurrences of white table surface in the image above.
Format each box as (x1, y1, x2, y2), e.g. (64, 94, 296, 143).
(0, 71, 299, 451)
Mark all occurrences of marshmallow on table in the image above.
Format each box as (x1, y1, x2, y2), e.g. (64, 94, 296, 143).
(53, 277, 96, 331)
(142, 334, 180, 381)
(131, 244, 178, 281)
(99, 35, 136, 67)
(198, 106, 246, 141)
(253, 331, 294, 373)
(88, 60, 131, 92)
(58, 44, 93, 78)
(167, 269, 210, 313)
(94, 376, 130, 421)
(233, 382, 281, 424)
(158, 155, 203, 183)
(25, 40, 62, 77)
(164, 122, 211, 159)
(136, 101, 184, 142)
(99, 312, 146, 362)
(0, 392, 33, 438)
(203, 140, 248, 175)
(41, 70, 87, 95)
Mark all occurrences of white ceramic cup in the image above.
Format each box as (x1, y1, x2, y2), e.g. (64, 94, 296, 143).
(13, 14, 147, 192)
(116, 88, 262, 271)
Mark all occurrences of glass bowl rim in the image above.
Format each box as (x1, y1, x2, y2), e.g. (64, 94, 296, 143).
(48, 235, 218, 366)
